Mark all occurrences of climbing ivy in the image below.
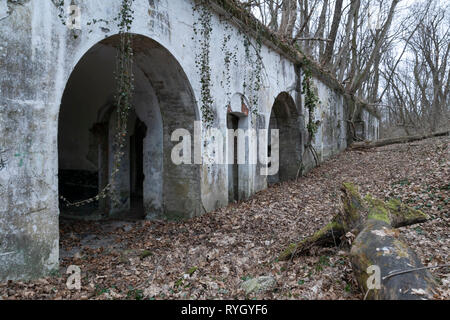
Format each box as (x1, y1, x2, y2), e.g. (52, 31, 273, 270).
(60, 0, 136, 208)
(298, 58, 322, 169)
(109, 0, 135, 207)
(193, 1, 215, 127)
(193, 1, 265, 124)
(52, 0, 66, 25)
(302, 59, 320, 140)
(246, 33, 263, 115)
(220, 22, 236, 107)
(86, 18, 110, 34)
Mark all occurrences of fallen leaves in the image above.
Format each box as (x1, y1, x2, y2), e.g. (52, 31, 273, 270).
(0, 137, 448, 300)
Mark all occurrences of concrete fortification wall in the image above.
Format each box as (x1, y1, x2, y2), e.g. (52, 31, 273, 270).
(0, 0, 379, 280)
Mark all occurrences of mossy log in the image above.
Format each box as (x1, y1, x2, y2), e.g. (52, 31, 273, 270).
(350, 130, 449, 150)
(278, 221, 345, 261)
(364, 195, 428, 228)
(279, 182, 436, 299)
(279, 183, 428, 261)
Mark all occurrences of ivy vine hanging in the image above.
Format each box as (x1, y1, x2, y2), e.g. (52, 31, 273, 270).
(193, 1, 215, 127)
(301, 58, 321, 168)
(60, 0, 136, 208)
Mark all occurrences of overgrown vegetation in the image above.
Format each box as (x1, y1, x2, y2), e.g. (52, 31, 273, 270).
(109, 0, 135, 207)
(299, 58, 321, 168)
(193, 1, 215, 127)
(194, 0, 265, 126)
(301, 59, 320, 139)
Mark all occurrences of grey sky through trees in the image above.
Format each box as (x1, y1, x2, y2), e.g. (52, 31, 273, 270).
(241, 0, 449, 136)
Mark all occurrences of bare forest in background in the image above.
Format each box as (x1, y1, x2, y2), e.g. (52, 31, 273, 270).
(238, 0, 450, 137)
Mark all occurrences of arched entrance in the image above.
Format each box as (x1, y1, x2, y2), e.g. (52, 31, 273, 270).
(268, 92, 302, 184)
(58, 34, 201, 220)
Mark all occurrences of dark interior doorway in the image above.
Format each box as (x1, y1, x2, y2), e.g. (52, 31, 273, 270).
(130, 117, 147, 218)
(227, 113, 239, 202)
(267, 111, 279, 185)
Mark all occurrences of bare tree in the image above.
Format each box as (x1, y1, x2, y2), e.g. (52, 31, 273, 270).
(380, 1, 449, 135)
(239, 0, 449, 136)
(320, 0, 343, 67)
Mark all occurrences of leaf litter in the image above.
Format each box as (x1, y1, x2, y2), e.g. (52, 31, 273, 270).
(0, 136, 448, 300)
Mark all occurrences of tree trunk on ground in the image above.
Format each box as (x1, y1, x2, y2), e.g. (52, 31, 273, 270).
(351, 219, 437, 299)
(279, 183, 437, 300)
(350, 130, 449, 150)
(351, 194, 436, 299)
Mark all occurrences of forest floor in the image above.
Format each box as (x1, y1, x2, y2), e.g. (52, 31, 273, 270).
(1, 136, 449, 300)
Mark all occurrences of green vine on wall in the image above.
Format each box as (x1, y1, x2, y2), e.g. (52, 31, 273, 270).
(193, 2, 265, 123)
(241, 31, 264, 118)
(60, 0, 136, 208)
(109, 0, 135, 207)
(302, 59, 320, 140)
(220, 22, 237, 107)
(193, 1, 215, 128)
(299, 58, 321, 169)
(52, 0, 66, 25)
(86, 18, 110, 33)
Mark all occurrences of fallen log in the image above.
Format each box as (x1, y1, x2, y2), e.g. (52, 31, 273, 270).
(279, 183, 437, 299)
(278, 183, 427, 261)
(351, 195, 436, 299)
(350, 130, 449, 150)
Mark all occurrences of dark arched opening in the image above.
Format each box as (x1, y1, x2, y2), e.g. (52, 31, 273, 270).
(58, 34, 201, 221)
(268, 92, 302, 184)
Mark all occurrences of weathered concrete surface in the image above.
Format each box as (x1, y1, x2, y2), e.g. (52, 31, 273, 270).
(0, 0, 379, 281)
(302, 78, 349, 171)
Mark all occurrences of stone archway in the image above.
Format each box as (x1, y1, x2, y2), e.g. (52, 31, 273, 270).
(268, 92, 302, 184)
(58, 34, 201, 221)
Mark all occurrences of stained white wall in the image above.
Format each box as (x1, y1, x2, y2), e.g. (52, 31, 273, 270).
(0, 0, 379, 280)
